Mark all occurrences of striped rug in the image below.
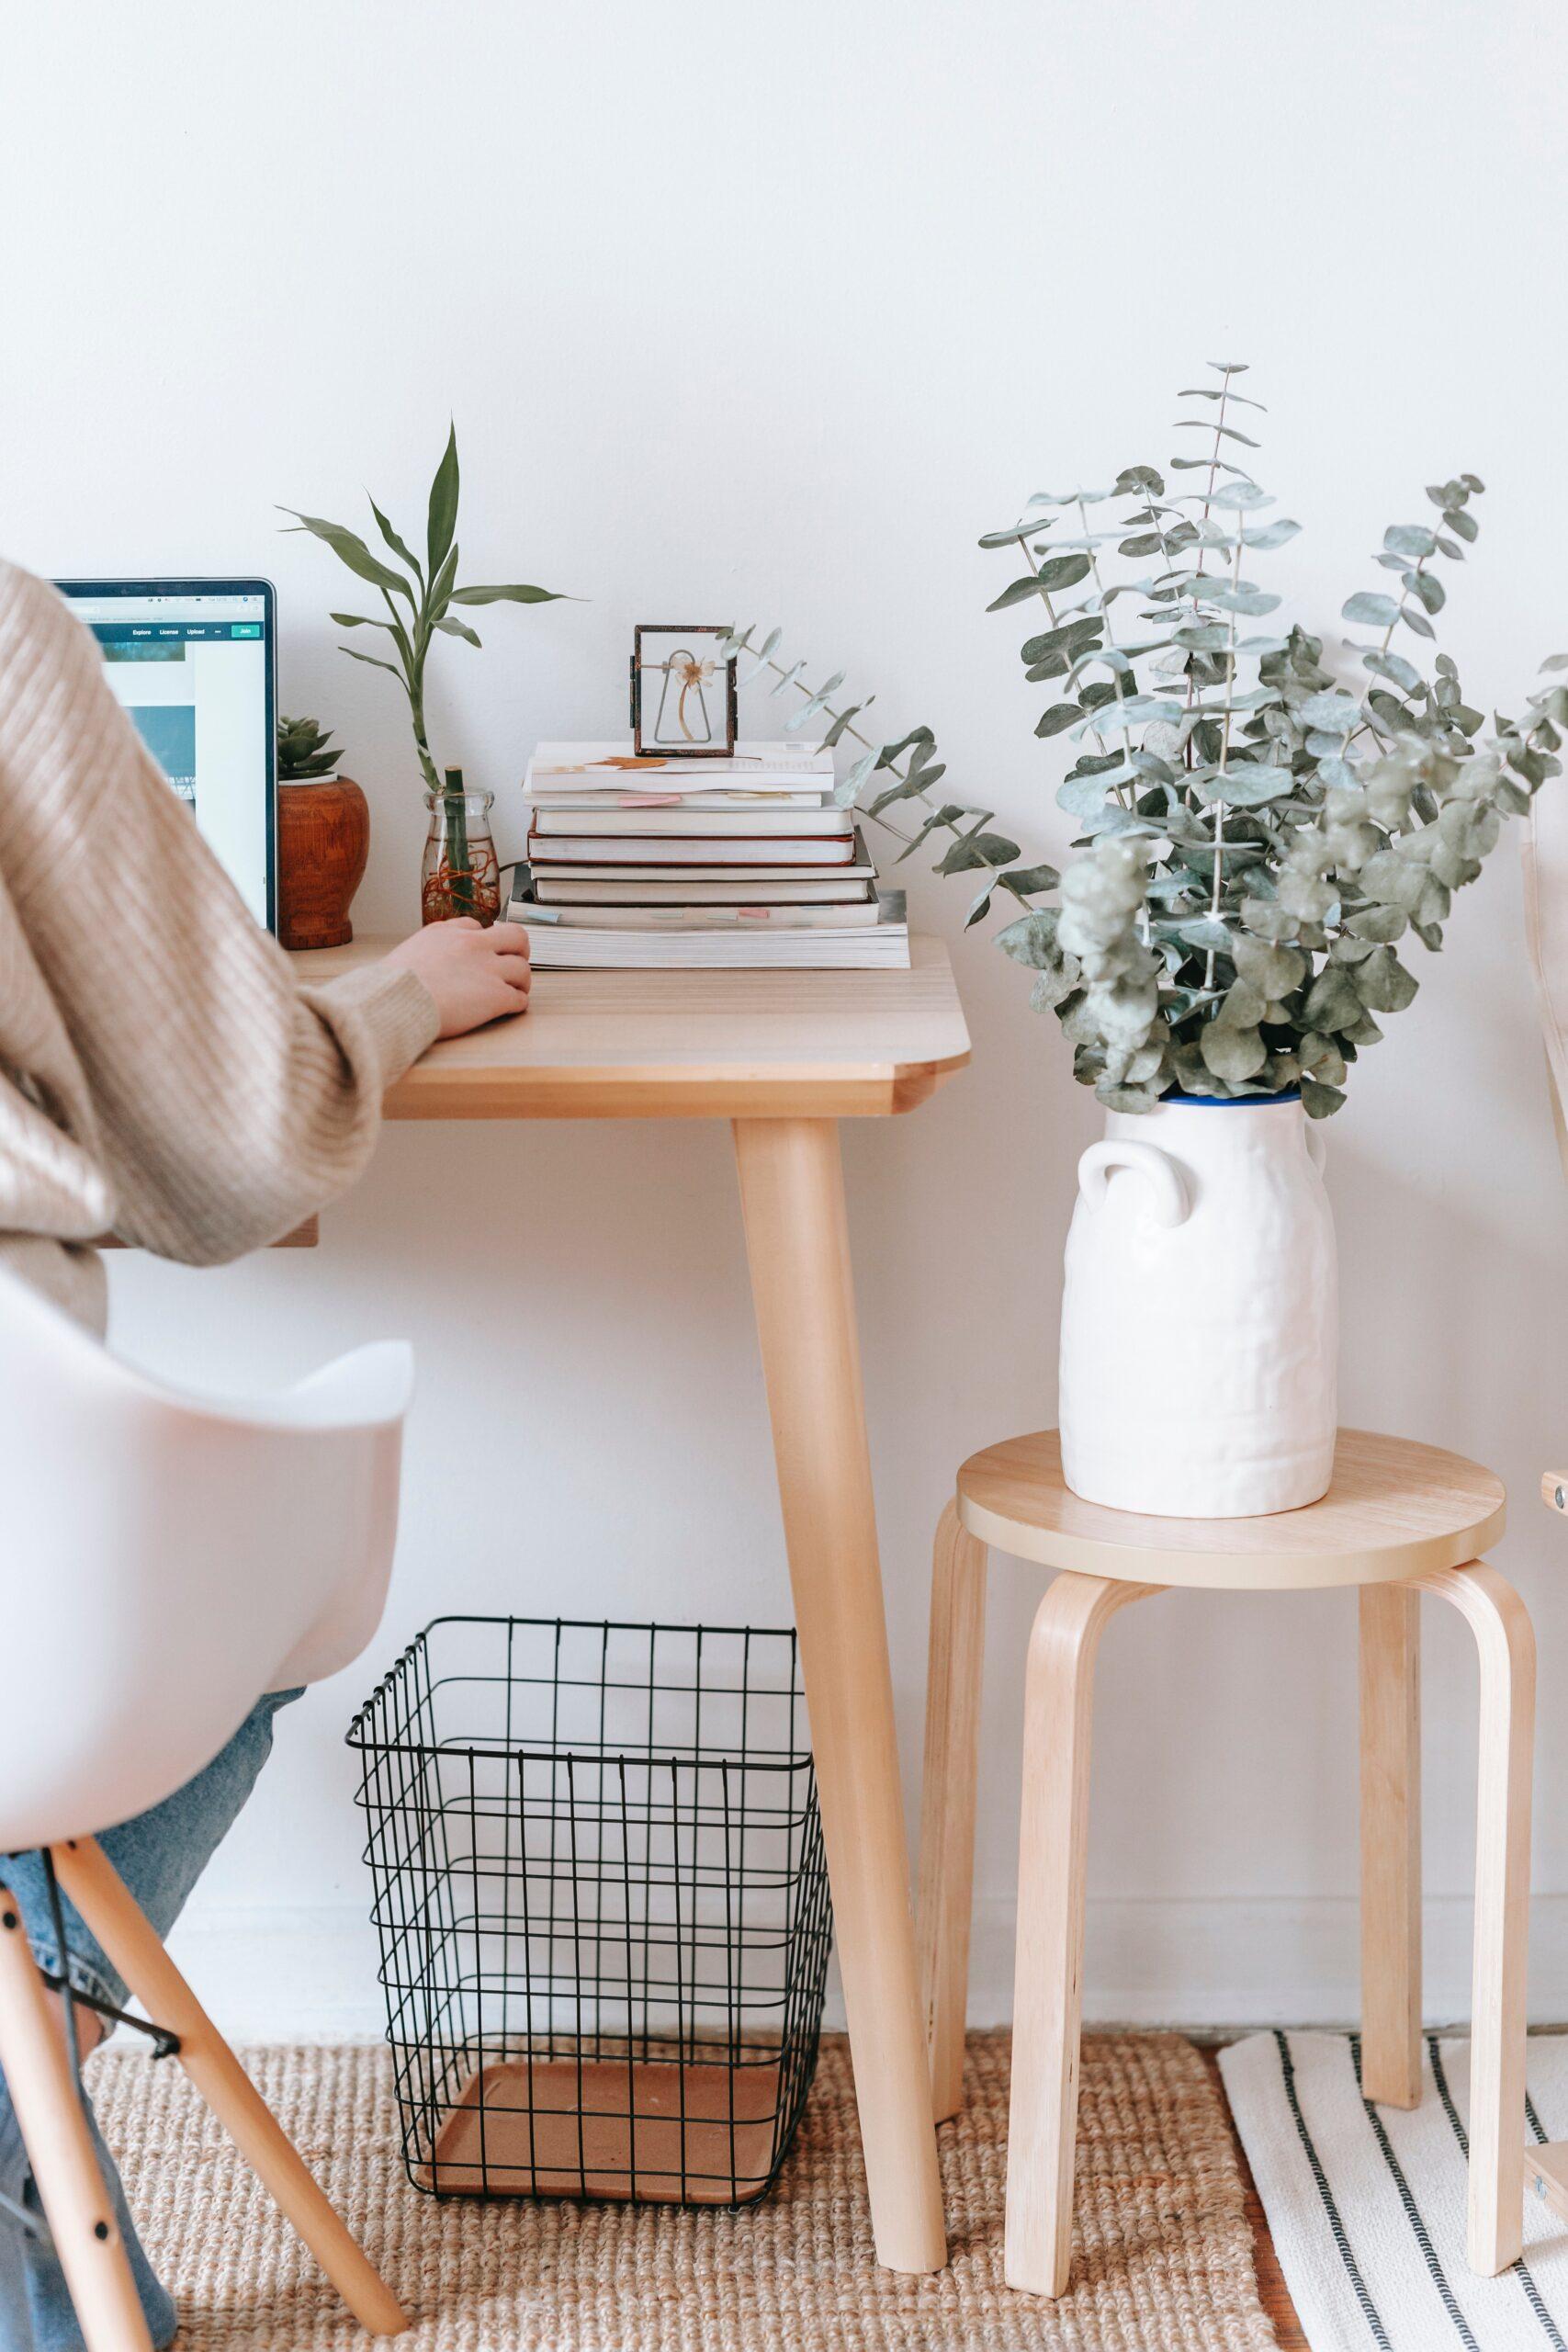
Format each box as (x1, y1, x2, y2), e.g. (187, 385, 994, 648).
(1221, 2031, 1568, 2351)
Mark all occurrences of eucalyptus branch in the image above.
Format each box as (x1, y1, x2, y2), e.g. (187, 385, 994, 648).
(735, 372, 1563, 1120)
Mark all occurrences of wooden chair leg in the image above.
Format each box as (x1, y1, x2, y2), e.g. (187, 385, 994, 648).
(1003, 1571, 1159, 2298)
(1412, 1559, 1535, 2277)
(916, 1499, 988, 2124)
(1359, 1583, 1423, 2107)
(51, 1838, 407, 2337)
(0, 1882, 152, 2352)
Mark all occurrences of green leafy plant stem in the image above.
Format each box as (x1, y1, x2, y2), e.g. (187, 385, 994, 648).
(281, 424, 564, 924)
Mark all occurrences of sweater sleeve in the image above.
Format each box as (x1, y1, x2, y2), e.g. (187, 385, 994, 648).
(0, 564, 439, 1263)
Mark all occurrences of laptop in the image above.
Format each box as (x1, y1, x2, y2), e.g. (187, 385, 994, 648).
(56, 578, 277, 933)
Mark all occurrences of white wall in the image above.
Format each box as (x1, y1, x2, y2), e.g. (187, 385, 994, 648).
(5, 0, 1568, 2035)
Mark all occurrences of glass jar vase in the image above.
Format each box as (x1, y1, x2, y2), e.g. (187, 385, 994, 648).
(420, 785, 502, 927)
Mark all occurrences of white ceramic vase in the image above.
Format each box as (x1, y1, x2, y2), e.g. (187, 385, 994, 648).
(1058, 1092, 1337, 1518)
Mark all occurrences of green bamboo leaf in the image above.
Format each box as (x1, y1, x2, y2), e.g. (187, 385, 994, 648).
(426, 423, 460, 582)
(433, 615, 482, 646)
(426, 543, 460, 622)
(330, 612, 397, 633)
(279, 509, 410, 599)
(449, 582, 563, 605)
(368, 496, 422, 581)
(338, 645, 404, 681)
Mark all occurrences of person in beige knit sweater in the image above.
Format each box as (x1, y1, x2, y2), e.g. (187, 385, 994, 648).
(0, 558, 531, 2350)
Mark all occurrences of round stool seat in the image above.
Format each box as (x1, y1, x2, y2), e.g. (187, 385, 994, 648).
(955, 1427, 1506, 1590)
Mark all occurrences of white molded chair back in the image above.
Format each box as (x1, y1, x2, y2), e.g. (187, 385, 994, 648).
(0, 1265, 412, 1850)
(1525, 789, 1568, 1175)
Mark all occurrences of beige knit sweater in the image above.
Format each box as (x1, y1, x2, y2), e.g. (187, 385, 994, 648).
(0, 560, 440, 1332)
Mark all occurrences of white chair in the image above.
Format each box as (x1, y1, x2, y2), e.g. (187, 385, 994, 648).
(0, 1262, 412, 2348)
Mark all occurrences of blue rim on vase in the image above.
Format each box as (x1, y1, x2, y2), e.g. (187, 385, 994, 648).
(1162, 1088, 1302, 1107)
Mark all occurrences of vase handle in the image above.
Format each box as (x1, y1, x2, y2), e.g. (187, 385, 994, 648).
(1304, 1121, 1327, 1175)
(1077, 1139, 1190, 1227)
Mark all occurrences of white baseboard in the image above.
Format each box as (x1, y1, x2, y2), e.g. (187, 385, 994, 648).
(160, 1892, 1568, 2045)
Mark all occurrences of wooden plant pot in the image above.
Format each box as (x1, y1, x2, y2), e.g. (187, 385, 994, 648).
(277, 775, 370, 951)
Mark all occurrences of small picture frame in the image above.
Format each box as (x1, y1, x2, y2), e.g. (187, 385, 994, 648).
(630, 625, 738, 757)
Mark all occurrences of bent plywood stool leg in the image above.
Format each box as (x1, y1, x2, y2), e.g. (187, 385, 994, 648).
(1359, 1583, 1424, 2109)
(1411, 1562, 1535, 2277)
(53, 1838, 407, 2338)
(0, 1884, 152, 2352)
(1003, 1571, 1160, 2299)
(917, 1499, 988, 2124)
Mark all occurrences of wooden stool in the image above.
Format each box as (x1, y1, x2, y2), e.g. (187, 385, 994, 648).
(916, 1427, 1536, 2296)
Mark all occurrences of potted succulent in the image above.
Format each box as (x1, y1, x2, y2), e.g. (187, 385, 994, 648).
(276, 714, 370, 950)
(281, 425, 564, 925)
(725, 368, 1568, 1516)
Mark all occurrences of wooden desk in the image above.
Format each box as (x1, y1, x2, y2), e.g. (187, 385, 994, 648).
(297, 933, 970, 2274)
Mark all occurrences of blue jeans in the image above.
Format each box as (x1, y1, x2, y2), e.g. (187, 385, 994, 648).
(0, 1690, 302, 2349)
(1, 1690, 303, 2015)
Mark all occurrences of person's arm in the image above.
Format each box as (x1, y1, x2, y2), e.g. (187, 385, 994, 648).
(0, 563, 528, 1263)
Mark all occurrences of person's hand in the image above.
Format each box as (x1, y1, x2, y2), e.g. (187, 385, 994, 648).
(383, 919, 532, 1037)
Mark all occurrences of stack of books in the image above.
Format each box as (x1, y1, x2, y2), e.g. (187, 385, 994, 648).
(507, 741, 908, 969)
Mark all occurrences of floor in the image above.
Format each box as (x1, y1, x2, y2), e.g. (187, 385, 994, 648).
(1203, 2051, 1307, 2350)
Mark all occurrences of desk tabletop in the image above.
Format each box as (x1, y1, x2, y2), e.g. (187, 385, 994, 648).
(293, 933, 970, 1119)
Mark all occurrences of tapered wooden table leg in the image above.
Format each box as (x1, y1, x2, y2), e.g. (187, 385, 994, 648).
(53, 1838, 407, 2336)
(0, 1883, 152, 2352)
(917, 1500, 988, 2124)
(1359, 1583, 1423, 2108)
(733, 1115, 947, 2275)
(1413, 1560, 1535, 2276)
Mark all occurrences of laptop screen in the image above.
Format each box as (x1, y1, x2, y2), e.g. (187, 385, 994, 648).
(58, 580, 276, 931)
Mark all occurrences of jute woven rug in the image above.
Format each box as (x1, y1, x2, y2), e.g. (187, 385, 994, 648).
(87, 2030, 1277, 2350)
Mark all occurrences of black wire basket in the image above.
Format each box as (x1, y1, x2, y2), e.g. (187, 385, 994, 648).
(346, 1615, 832, 2208)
